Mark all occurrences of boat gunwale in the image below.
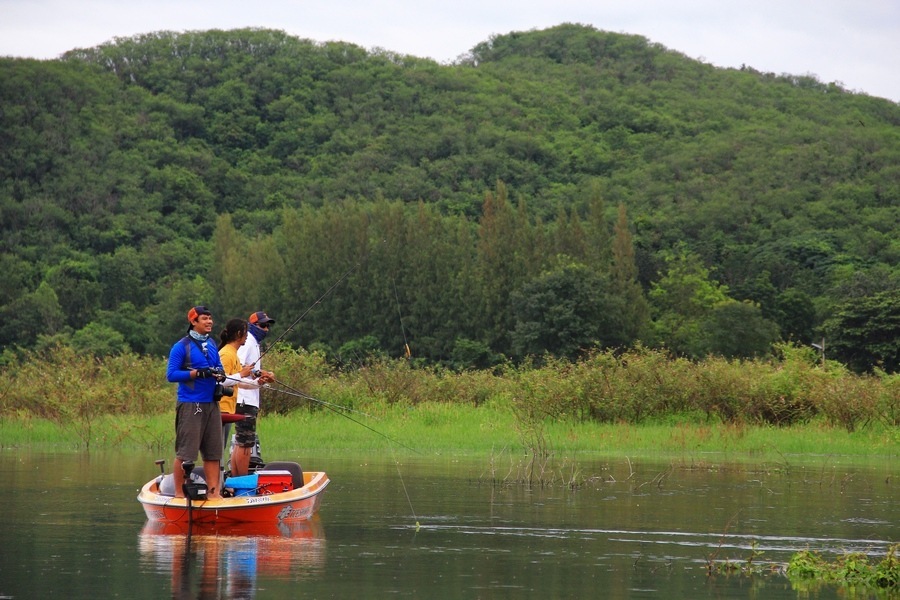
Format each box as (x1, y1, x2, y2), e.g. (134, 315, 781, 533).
(137, 470, 329, 512)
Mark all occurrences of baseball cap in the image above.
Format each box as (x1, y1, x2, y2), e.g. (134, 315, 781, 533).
(187, 305, 212, 322)
(249, 311, 275, 325)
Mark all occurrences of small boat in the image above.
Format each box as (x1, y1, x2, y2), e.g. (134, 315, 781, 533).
(138, 460, 330, 525)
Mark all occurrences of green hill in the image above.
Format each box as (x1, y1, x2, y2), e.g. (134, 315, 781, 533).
(1, 24, 898, 370)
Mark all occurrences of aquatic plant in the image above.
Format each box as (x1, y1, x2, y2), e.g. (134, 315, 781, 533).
(786, 545, 899, 592)
(706, 543, 899, 595)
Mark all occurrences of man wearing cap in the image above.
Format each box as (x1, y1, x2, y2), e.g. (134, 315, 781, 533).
(166, 305, 235, 498)
(231, 310, 276, 476)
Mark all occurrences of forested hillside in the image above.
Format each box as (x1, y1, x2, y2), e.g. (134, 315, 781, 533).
(1, 24, 898, 371)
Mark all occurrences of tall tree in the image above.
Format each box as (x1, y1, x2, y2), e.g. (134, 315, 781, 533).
(148, 275, 216, 356)
(648, 248, 731, 358)
(552, 203, 586, 260)
(475, 181, 528, 355)
(45, 258, 102, 330)
(649, 247, 781, 358)
(611, 203, 650, 344)
(822, 289, 900, 373)
(0, 281, 66, 349)
(211, 213, 286, 323)
(511, 258, 620, 360)
(400, 202, 477, 361)
(584, 181, 612, 273)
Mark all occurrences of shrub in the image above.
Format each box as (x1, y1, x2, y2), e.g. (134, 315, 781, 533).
(1, 342, 893, 437)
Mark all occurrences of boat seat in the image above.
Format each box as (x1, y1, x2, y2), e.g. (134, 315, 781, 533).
(221, 412, 245, 424)
(261, 461, 304, 490)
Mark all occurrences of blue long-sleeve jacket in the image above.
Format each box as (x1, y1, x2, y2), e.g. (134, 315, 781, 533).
(166, 336, 224, 404)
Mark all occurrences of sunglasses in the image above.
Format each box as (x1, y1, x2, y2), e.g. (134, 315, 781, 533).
(258, 322, 271, 329)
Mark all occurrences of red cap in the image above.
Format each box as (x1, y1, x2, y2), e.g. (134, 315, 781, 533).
(187, 305, 211, 322)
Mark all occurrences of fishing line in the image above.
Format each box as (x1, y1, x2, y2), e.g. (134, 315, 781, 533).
(250, 377, 374, 418)
(392, 276, 411, 359)
(391, 446, 420, 532)
(267, 373, 422, 531)
(272, 377, 422, 530)
(256, 261, 362, 364)
(265, 377, 421, 455)
(234, 240, 422, 529)
(383, 270, 420, 529)
(219, 372, 370, 416)
(255, 238, 389, 364)
(388, 269, 420, 529)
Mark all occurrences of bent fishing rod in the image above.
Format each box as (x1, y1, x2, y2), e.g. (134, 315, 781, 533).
(255, 261, 362, 363)
(213, 369, 417, 453)
(269, 376, 420, 455)
(217, 372, 373, 419)
(271, 384, 373, 418)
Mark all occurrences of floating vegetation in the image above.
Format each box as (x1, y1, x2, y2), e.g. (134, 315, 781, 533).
(708, 543, 899, 595)
(787, 545, 898, 593)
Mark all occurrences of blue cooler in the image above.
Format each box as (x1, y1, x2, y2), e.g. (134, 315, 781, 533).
(225, 473, 258, 496)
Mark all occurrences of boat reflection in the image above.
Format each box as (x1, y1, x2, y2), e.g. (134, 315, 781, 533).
(139, 517, 326, 599)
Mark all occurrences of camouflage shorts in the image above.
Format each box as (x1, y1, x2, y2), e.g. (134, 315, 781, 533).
(234, 404, 259, 447)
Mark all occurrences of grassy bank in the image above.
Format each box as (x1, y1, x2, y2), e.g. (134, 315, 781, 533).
(1, 344, 896, 460)
(2, 401, 896, 462)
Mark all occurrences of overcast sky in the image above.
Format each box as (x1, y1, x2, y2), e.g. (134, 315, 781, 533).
(2, 0, 898, 102)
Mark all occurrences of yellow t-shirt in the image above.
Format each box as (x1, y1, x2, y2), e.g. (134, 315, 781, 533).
(218, 343, 242, 414)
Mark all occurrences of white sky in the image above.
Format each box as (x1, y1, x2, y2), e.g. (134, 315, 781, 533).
(1, 0, 898, 102)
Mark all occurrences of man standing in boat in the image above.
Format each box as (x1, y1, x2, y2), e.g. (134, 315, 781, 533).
(231, 310, 276, 476)
(166, 305, 234, 498)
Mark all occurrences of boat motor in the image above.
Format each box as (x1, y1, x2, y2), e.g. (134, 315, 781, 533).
(181, 461, 208, 501)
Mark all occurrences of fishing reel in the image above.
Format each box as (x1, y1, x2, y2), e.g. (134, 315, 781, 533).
(196, 367, 227, 382)
(206, 367, 232, 400)
(214, 383, 233, 400)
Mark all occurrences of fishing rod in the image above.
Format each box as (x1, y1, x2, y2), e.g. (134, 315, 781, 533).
(392, 275, 411, 359)
(269, 383, 375, 419)
(269, 377, 420, 455)
(256, 261, 362, 363)
(216, 372, 374, 419)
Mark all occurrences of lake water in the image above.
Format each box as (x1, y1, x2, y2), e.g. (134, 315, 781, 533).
(0, 450, 896, 599)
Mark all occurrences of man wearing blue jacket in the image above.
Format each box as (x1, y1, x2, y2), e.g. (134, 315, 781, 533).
(166, 305, 233, 499)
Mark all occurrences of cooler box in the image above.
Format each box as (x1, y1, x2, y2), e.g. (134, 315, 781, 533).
(225, 473, 258, 496)
(256, 470, 293, 494)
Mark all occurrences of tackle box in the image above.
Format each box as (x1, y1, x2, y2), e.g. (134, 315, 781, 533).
(255, 470, 293, 494)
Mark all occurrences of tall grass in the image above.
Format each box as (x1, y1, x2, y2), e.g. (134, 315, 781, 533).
(2, 401, 893, 461)
(1, 343, 896, 454)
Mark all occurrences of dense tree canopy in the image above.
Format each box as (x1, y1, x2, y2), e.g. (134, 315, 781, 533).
(822, 290, 900, 373)
(1, 24, 898, 371)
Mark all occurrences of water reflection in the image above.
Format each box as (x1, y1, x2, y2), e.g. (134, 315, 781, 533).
(138, 517, 326, 599)
(2, 451, 896, 599)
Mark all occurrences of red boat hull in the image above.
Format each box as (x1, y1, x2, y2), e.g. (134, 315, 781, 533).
(138, 471, 329, 524)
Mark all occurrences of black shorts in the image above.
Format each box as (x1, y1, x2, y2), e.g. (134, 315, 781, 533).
(234, 404, 259, 448)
